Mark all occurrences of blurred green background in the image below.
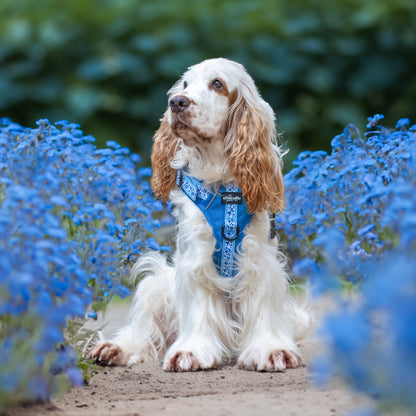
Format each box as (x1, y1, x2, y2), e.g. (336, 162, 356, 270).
(1, 0, 415, 166)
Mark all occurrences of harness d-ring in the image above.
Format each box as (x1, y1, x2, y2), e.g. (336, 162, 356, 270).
(222, 225, 240, 241)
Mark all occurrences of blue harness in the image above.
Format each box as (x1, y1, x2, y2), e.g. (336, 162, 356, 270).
(176, 170, 254, 278)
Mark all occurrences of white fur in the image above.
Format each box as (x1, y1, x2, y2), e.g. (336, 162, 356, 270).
(89, 58, 312, 372)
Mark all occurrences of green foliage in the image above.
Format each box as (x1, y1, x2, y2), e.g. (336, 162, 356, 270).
(1, 0, 415, 163)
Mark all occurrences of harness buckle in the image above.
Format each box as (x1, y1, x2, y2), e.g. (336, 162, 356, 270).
(270, 212, 277, 239)
(177, 169, 183, 187)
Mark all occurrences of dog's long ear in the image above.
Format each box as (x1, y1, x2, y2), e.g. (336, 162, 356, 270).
(225, 86, 284, 214)
(151, 110, 179, 202)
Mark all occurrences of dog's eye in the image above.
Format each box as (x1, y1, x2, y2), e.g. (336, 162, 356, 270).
(212, 79, 224, 91)
(183, 81, 188, 89)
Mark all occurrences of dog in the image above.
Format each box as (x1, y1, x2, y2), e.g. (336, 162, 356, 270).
(89, 58, 311, 372)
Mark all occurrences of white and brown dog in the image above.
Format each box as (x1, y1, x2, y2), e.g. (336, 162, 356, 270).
(89, 58, 311, 372)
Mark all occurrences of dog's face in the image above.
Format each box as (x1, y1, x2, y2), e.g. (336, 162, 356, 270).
(167, 58, 241, 147)
(152, 57, 285, 213)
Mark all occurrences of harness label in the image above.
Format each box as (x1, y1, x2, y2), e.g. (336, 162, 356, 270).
(221, 192, 243, 205)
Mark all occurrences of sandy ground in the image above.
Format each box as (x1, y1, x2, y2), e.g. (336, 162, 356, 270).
(5, 301, 374, 416)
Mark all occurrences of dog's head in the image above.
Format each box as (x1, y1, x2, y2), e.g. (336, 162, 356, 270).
(151, 58, 285, 213)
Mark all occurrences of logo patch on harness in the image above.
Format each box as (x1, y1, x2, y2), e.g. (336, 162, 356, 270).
(221, 192, 243, 205)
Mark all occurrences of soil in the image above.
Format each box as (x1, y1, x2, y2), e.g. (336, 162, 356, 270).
(5, 301, 373, 416)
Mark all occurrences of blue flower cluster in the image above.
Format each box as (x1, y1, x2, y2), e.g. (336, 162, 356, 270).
(0, 119, 168, 406)
(277, 116, 416, 410)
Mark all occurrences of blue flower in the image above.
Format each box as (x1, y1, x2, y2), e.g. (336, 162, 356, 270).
(395, 118, 410, 130)
(366, 113, 384, 128)
(0, 119, 171, 406)
(278, 116, 416, 411)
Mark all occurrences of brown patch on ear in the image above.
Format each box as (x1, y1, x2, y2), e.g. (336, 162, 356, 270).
(151, 111, 179, 202)
(228, 88, 238, 107)
(226, 99, 285, 214)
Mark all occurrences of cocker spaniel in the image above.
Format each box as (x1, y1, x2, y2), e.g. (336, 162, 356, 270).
(89, 58, 311, 372)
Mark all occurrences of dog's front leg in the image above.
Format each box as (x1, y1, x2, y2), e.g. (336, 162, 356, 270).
(237, 303, 301, 372)
(235, 217, 302, 372)
(236, 269, 301, 371)
(162, 262, 229, 372)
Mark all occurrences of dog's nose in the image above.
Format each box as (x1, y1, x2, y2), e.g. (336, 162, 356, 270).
(169, 96, 190, 113)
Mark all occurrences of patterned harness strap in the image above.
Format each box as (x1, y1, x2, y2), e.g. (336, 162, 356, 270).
(176, 170, 254, 278)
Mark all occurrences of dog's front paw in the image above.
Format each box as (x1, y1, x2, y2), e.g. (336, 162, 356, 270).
(88, 342, 127, 366)
(163, 351, 218, 372)
(238, 349, 300, 372)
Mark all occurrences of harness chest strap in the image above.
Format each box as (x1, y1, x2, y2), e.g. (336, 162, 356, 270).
(176, 170, 253, 278)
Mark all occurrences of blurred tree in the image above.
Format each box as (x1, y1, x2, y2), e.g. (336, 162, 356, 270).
(1, 0, 415, 166)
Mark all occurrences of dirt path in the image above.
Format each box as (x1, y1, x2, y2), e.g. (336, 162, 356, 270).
(6, 302, 373, 416)
(8, 362, 371, 416)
